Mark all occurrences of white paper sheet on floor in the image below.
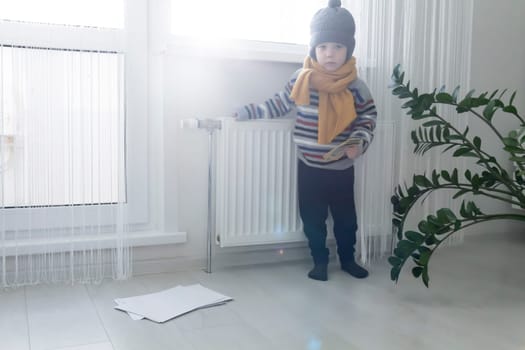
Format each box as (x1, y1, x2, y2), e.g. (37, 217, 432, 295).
(114, 284, 233, 323)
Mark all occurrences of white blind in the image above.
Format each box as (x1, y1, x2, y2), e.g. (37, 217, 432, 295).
(0, 46, 124, 207)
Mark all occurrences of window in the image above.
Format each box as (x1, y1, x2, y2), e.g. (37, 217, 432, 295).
(0, 0, 124, 209)
(0, 0, 149, 230)
(0, 0, 123, 28)
(171, 0, 327, 45)
(169, 1, 361, 62)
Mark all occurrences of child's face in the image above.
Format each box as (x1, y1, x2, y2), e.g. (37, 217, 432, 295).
(315, 42, 347, 71)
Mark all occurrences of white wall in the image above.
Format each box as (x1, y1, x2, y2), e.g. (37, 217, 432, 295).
(469, 0, 525, 234)
(135, 0, 525, 271)
(159, 55, 302, 268)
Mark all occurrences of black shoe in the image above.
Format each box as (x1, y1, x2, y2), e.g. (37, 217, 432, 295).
(308, 264, 328, 281)
(341, 261, 368, 279)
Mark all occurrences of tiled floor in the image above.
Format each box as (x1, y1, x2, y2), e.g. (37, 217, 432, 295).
(2, 231, 525, 350)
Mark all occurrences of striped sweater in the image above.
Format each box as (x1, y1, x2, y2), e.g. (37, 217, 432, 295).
(237, 69, 377, 170)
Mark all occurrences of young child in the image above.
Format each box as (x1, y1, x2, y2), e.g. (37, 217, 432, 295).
(235, 0, 377, 281)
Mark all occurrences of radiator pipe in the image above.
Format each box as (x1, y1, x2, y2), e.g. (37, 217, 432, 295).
(201, 119, 222, 273)
(204, 119, 221, 273)
(180, 118, 221, 273)
(206, 128, 213, 273)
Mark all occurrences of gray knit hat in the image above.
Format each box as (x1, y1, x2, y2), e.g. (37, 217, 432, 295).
(309, 0, 355, 60)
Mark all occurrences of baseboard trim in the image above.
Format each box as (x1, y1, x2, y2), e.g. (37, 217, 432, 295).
(132, 240, 339, 275)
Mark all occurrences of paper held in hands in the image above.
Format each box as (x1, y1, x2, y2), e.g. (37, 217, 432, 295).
(323, 137, 362, 161)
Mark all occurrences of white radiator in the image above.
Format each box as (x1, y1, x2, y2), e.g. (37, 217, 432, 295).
(215, 118, 395, 261)
(215, 118, 303, 247)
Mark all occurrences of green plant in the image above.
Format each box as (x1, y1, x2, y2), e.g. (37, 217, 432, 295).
(388, 64, 525, 287)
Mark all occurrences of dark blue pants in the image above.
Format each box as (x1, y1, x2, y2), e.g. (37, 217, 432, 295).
(298, 160, 358, 265)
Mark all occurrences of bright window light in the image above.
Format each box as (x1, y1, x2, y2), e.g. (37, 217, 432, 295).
(171, 0, 327, 45)
(0, 0, 124, 28)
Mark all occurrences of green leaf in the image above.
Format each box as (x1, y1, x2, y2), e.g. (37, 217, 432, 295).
(503, 105, 518, 114)
(510, 91, 517, 106)
(398, 240, 418, 252)
(503, 136, 519, 147)
(431, 170, 440, 186)
(460, 201, 467, 217)
(419, 250, 431, 265)
(418, 246, 431, 254)
(422, 120, 445, 127)
(448, 135, 464, 141)
(489, 89, 499, 100)
(400, 91, 413, 99)
(412, 266, 424, 278)
(436, 92, 454, 103)
(467, 201, 478, 215)
(473, 136, 482, 149)
(453, 189, 470, 199)
(422, 267, 430, 287)
(504, 146, 523, 154)
(418, 221, 431, 234)
(393, 86, 407, 96)
(388, 256, 402, 267)
(394, 240, 418, 259)
(390, 266, 401, 281)
(414, 175, 433, 188)
(453, 147, 473, 157)
(451, 169, 459, 184)
(407, 185, 420, 196)
(425, 235, 439, 245)
(405, 230, 426, 244)
(437, 208, 457, 223)
(435, 126, 442, 141)
(392, 220, 401, 231)
(399, 197, 413, 210)
(427, 215, 441, 226)
(456, 105, 470, 114)
(482, 99, 497, 121)
(402, 99, 418, 108)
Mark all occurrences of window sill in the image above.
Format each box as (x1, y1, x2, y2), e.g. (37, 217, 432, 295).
(165, 36, 307, 63)
(1, 231, 187, 256)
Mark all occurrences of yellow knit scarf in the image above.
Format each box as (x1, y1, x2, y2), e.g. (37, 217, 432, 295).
(290, 56, 358, 144)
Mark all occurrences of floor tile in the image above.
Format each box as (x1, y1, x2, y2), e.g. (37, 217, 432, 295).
(3, 231, 525, 350)
(25, 284, 108, 350)
(0, 287, 30, 350)
(50, 342, 114, 350)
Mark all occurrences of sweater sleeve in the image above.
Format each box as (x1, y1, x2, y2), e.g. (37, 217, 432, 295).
(348, 79, 377, 154)
(235, 72, 298, 121)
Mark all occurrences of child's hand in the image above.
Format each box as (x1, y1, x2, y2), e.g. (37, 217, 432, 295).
(233, 107, 250, 121)
(345, 144, 362, 160)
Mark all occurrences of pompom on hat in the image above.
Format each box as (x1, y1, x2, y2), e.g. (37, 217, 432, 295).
(309, 0, 356, 60)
